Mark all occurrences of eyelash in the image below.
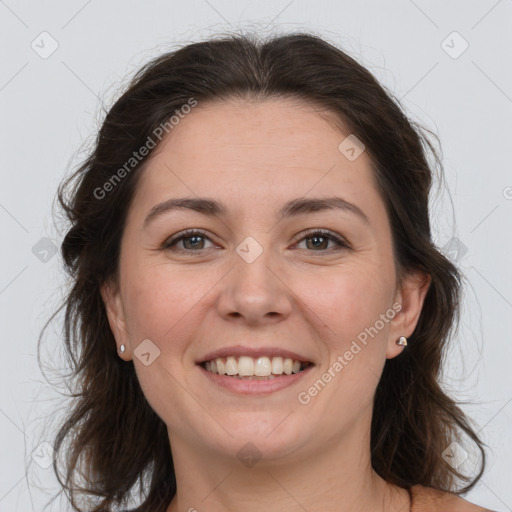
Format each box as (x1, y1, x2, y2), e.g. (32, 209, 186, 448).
(161, 228, 350, 254)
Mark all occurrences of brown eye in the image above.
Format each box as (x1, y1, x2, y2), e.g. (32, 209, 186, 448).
(162, 230, 216, 252)
(294, 230, 349, 252)
(162, 229, 349, 254)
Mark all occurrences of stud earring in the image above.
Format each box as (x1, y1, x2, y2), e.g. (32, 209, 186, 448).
(119, 344, 126, 353)
(396, 336, 407, 347)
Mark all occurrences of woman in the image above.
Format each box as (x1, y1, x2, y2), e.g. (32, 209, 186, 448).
(48, 32, 494, 511)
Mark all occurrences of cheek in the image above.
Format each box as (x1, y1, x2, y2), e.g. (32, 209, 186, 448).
(120, 260, 201, 352)
(302, 263, 394, 343)
(321, 267, 395, 396)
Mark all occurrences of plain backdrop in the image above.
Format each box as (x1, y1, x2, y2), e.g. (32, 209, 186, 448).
(0, 1, 511, 511)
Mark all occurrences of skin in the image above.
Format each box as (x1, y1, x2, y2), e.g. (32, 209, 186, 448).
(101, 97, 431, 512)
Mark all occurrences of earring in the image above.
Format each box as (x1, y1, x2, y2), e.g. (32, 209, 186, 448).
(119, 344, 126, 353)
(396, 336, 407, 347)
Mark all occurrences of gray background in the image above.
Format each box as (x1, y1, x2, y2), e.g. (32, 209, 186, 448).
(0, 1, 511, 510)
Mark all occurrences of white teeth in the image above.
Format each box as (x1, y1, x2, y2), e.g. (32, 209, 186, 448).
(202, 355, 309, 377)
(254, 356, 271, 376)
(215, 357, 226, 375)
(225, 356, 237, 376)
(271, 356, 283, 374)
(283, 358, 293, 375)
(238, 356, 254, 376)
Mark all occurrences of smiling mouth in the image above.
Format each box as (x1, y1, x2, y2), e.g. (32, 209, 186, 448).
(200, 355, 312, 379)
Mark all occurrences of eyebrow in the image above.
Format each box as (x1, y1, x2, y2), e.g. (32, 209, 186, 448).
(143, 196, 370, 227)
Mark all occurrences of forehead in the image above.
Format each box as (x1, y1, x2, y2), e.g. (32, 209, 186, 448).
(149, 97, 361, 169)
(131, 97, 384, 223)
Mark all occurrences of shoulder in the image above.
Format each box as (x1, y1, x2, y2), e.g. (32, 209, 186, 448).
(410, 484, 496, 512)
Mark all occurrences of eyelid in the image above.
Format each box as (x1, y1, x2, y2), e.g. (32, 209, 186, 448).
(162, 228, 214, 249)
(292, 228, 350, 250)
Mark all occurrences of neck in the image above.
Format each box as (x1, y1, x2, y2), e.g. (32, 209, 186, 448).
(165, 425, 409, 512)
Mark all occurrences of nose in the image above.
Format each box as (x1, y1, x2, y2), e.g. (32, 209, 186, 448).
(215, 241, 293, 326)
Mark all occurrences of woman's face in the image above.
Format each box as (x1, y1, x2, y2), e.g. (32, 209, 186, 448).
(102, 98, 428, 464)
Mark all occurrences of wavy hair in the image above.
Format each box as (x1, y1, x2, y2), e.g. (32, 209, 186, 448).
(42, 31, 485, 511)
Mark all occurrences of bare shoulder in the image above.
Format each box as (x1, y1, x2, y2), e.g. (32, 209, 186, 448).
(410, 484, 495, 512)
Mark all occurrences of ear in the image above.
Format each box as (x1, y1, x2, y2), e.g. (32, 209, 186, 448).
(386, 270, 431, 359)
(100, 279, 130, 359)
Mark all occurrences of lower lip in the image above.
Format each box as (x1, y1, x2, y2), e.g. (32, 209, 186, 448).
(198, 364, 314, 395)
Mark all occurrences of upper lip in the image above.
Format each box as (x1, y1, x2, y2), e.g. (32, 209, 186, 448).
(197, 345, 313, 364)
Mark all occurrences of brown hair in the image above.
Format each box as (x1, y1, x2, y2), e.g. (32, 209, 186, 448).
(43, 31, 485, 511)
